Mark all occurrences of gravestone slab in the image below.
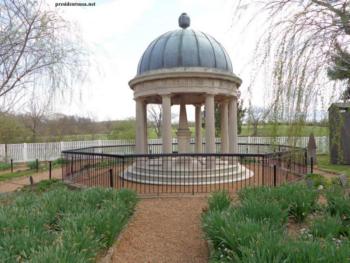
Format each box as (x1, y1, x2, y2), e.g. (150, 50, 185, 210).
(339, 174, 348, 187)
(305, 178, 314, 189)
(307, 133, 317, 164)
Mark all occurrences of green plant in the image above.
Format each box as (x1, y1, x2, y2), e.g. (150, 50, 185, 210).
(207, 191, 231, 212)
(275, 184, 318, 222)
(325, 186, 350, 220)
(21, 179, 66, 193)
(239, 184, 318, 222)
(0, 162, 11, 171)
(203, 184, 350, 263)
(234, 231, 287, 263)
(0, 182, 137, 262)
(52, 158, 67, 167)
(27, 160, 39, 170)
(238, 199, 288, 226)
(284, 240, 350, 263)
(238, 186, 275, 203)
(310, 215, 347, 238)
(305, 173, 330, 188)
(202, 209, 284, 262)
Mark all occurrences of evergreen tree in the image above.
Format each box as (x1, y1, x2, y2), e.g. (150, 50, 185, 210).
(327, 44, 350, 102)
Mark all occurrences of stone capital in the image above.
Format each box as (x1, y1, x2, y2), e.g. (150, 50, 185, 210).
(161, 93, 172, 98)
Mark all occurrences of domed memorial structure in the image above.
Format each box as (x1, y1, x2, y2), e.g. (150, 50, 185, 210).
(124, 13, 253, 184)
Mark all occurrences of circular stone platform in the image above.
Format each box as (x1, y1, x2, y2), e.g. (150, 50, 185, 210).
(122, 157, 254, 185)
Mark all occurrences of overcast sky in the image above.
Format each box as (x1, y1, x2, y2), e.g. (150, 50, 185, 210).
(54, 0, 265, 121)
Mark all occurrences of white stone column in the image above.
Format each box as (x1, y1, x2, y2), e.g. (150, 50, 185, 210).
(162, 94, 172, 154)
(135, 98, 146, 154)
(143, 102, 148, 153)
(228, 97, 238, 153)
(205, 94, 216, 153)
(195, 105, 202, 153)
(220, 101, 229, 153)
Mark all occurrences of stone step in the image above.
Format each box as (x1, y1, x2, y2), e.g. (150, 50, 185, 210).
(121, 165, 254, 185)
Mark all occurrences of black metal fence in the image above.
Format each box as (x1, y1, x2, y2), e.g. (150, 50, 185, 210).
(62, 143, 308, 195)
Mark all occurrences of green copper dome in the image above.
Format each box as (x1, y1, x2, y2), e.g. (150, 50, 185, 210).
(137, 13, 233, 76)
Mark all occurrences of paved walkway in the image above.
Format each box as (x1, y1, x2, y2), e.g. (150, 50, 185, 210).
(111, 197, 209, 263)
(0, 168, 62, 193)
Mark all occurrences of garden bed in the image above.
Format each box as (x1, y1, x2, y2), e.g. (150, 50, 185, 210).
(0, 180, 137, 262)
(202, 180, 350, 262)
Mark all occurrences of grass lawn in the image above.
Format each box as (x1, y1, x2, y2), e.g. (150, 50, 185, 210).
(202, 182, 350, 262)
(0, 180, 137, 262)
(240, 124, 328, 137)
(317, 154, 350, 177)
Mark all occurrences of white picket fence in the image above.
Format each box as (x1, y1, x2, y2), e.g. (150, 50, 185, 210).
(0, 136, 329, 163)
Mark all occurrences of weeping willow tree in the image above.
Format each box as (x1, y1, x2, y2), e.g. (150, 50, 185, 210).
(234, 0, 350, 146)
(0, 0, 89, 111)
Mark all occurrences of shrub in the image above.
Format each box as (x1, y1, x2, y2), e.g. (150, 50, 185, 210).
(207, 191, 231, 212)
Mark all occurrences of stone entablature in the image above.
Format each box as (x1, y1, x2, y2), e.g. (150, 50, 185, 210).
(130, 68, 240, 102)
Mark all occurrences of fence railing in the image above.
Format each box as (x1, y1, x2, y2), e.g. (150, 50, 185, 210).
(1, 136, 328, 162)
(62, 143, 308, 196)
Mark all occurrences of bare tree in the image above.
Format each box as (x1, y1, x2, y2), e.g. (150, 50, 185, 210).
(147, 104, 179, 138)
(234, 0, 350, 125)
(21, 90, 51, 142)
(248, 106, 270, 136)
(148, 105, 162, 138)
(0, 0, 88, 109)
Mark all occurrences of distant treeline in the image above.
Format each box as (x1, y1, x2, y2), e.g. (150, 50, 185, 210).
(0, 113, 121, 143)
(0, 112, 329, 144)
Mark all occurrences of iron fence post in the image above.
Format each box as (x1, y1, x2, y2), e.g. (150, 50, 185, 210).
(304, 150, 308, 171)
(262, 156, 265, 186)
(273, 164, 277, 187)
(70, 156, 74, 175)
(10, 159, 13, 173)
(310, 157, 313, 174)
(122, 157, 125, 188)
(29, 176, 34, 185)
(109, 168, 113, 188)
(49, 161, 52, 180)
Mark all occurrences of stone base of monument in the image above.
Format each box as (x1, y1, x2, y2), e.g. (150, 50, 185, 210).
(121, 157, 254, 185)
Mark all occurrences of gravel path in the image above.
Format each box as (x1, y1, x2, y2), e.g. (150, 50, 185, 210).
(0, 168, 62, 193)
(111, 197, 209, 263)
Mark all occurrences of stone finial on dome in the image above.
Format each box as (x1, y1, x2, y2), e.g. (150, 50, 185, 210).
(178, 13, 190, 29)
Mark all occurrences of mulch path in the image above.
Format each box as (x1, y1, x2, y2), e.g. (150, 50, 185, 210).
(0, 168, 62, 193)
(111, 197, 209, 263)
